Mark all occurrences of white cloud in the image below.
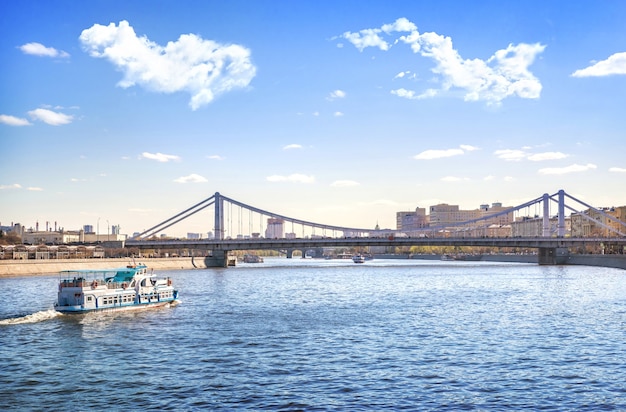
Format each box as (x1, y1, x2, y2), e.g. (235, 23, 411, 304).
(174, 174, 208, 183)
(0, 114, 31, 126)
(412, 145, 477, 162)
(391, 87, 438, 100)
(27, 187, 43, 191)
(391, 88, 417, 99)
(483, 175, 495, 181)
(139, 152, 180, 162)
(0, 183, 22, 190)
(331, 180, 360, 187)
(572, 52, 626, 77)
(19, 42, 69, 58)
(503, 176, 515, 182)
(283, 144, 302, 150)
(340, 28, 390, 52)
(494, 149, 528, 162)
(527, 151, 568, 161)
(266, 174, 315, 183)
(28, 108, 73, 125)
(609, 167, 626, 173)
(538, 163, 597, 175)
(495, 149, 569, 162)
(341, 18, 545, 105)
(338, 18, 417, 52)
(206, 155, 224, 160)
(327, 90, 346, 100)
(79, 20, 256, 110)
(414, 148, 464, 160)
(334, 111, 344, 117)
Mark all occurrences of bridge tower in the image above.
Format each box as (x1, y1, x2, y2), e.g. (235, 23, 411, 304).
(542, 193, 550, 237)
(539, 189, 568, 265)
(557, 189, 566, 238)
(214, 192, 224, 240)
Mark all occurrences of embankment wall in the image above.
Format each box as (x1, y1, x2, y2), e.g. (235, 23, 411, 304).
(1, 254, 624, 277)
(0, 257, 210, 278)
(405, 254, 626, 270)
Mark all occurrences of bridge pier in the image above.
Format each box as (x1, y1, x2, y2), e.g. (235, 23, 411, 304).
(538, 247, 569, 265)
(203, 250, 235, 267)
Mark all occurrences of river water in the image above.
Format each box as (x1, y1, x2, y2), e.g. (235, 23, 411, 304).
(1, 258, 625, 411)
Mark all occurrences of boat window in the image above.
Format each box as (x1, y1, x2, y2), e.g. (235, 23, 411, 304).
(141, 279, 147, 287)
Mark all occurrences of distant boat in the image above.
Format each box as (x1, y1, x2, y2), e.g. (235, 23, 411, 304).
(54, 263, 178, 314)
(352, 254, 366, 263)
(242, 254, 264, 263)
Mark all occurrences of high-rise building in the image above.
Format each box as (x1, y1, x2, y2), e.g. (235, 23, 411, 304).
(265, 218, 284, 238)
(396, 207, 428, 231)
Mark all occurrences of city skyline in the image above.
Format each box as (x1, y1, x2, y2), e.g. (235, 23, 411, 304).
(2, 1, 625, 237)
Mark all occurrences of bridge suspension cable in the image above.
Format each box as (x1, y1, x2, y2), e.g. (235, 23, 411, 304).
(129, 189, 625, 241)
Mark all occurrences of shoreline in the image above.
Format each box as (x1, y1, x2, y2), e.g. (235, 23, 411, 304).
(1, 253, 624, 277)
(0, 257, 210, 278)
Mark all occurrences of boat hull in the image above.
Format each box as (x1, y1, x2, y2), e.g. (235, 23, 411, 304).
(55, 299, 179, 314)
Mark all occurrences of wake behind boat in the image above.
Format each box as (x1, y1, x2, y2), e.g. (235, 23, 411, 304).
(54, 263, 178, 314)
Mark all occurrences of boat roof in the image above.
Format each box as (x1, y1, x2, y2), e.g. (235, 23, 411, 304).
(59, 264, 149, 281)
(60, 264, 147, 274)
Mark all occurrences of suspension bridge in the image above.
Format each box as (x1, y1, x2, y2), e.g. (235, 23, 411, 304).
(125, 189, 626, 267)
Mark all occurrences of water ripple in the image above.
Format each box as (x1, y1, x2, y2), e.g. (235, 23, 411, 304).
(1, 261, 626, 410)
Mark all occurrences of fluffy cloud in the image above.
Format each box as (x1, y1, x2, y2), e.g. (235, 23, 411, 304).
(0, 183, 22, 190)
(572, 52, 626, 77)
(19, 42, 69, 58)
(0, 114, 31, 126)
(538, 163, 597, 175)
(338, 17, 417, 52)
(609, 167, 626, 173)
(414, 145, 476, 160)
(495, 149, 568, 162)
(459, 145, 479, 152)
(283, 144, 302, 150)
(266, 174, 315, 183)
(28, 108, 73, 125)
(139, 152, 180, 162)
(174, 174, 208, 183)
(527, 152, 568, 161)
(340, 18, 545, 105)
(327, 89, 346, 100)
(79, 20, 256, 110)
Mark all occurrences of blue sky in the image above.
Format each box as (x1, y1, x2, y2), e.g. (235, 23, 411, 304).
(1, 0, 625, 237)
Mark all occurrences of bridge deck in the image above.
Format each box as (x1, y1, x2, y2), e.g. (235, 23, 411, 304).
(126, 237, 626, 251)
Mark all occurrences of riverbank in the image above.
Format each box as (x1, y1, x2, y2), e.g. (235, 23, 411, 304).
(404, 253, 626, 270)
(1, 254, 624, 277)
(0, 257, 211, 278)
